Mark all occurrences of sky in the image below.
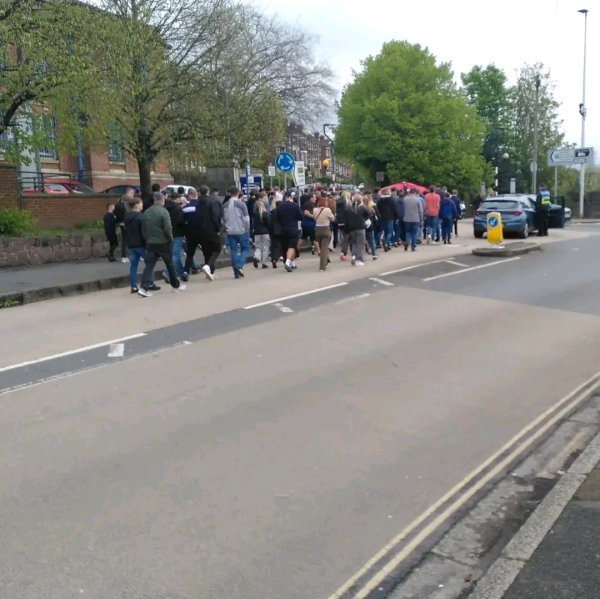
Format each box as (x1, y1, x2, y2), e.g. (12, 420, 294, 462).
(260, 0, 598, 162)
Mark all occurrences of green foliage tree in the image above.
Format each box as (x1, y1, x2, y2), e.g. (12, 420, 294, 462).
(0, 0, 113, 159)
(509, 63, 564, 193)
(335, 41, 490, 193)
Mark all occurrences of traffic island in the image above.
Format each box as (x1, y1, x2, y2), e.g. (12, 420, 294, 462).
(472, 241, 542, 258)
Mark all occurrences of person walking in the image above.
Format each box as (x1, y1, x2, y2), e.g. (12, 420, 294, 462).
(223, 186, 250, 278)
(395, 191, 405, 246)
(138, 192, 186, 296)
(347, 193, 367, 266)
(300, 192, 318, 256)
(163, 192, 187, 282)
(253, 196, 271, 269)
(103, 203, 118, 262)
(276, 194, 303, 272)
(403, 189, 424, 252)
(377, 189, 396, 251)
(535, 184, 551, 237)
(124, 197, 158, 294)
(363, 194, 380, 260)
(424, 185, 441, 244)
(269, 197, 283, 268)
(439, 191, 458, 244)
(313, 192, 335, 271)
(184, 185, 222, 280)
(451, 190, 461, 236)
(336, 191, 352, 261)
(471, 192, 483, 214)
(114, 187, 135, 263)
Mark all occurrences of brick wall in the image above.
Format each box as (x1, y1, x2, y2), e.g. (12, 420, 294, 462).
(0, 163, 19, 209)
(20, 195, 109, 228)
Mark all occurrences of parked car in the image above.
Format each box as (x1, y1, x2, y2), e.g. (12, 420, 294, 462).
(161, 184, 195, 196)
(21, 179, 96, 194)
(474, 194, 568, 239)
(102, 185, 142, 196)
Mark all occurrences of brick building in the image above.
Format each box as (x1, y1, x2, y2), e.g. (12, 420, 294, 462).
(0, 113, 173, 192)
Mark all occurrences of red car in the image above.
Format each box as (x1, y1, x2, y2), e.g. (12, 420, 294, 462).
(22, 179, 97, 194)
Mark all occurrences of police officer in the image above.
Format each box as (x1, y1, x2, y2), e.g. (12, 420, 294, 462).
(535, 184, 551, 237)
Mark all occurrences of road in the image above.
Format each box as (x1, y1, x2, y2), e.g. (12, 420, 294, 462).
(1, 225, 600, 599)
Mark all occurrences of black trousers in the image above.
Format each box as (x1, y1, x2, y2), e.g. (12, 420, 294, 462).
(142, 243, 179, 289)
(270, 234, 282, 263)
(185, 235, 221, 274)
(119, 224, 128, 258)
(106, 233, 118, 258)
(331, 222, 339, 248)
(453, 218, 458, 235)
(536, 211, 549, 236)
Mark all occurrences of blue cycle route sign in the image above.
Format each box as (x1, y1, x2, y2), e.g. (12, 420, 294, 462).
(489, 216, 498, 228)
(275, 152, 294, 173)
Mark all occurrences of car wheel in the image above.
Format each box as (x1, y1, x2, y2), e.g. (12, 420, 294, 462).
(519, 221, 529, 239)
(474, 230, 484, 239)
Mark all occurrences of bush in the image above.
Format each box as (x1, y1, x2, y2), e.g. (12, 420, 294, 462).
(0, 208, 36, 236)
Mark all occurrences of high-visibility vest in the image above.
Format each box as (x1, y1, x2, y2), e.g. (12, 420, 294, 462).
(539, 190, 551, 207)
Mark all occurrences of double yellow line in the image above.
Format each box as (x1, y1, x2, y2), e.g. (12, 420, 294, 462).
(327, 370, 600, 599)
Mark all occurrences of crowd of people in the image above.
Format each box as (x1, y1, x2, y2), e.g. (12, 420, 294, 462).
(103, 183, 465, 297)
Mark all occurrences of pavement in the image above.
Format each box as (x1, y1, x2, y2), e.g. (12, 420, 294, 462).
(1, 223, 600, 598)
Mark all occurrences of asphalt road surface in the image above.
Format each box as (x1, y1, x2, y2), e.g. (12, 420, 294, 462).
(2, 228, 600, 599)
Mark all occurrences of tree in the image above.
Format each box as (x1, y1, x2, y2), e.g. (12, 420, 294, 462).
(508, 63, 564, 193)
(0, 0, 112, 157)
(335, 41, 490, 192)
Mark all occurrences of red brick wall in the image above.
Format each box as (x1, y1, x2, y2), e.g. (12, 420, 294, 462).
(0, 163, 19, 209)
(20, 195, 110, 228)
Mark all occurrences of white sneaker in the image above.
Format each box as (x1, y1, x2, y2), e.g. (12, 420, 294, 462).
(202, 264, 214, 281)
(355, 261, 365, 266)
(121, 257, 129, 263)
(172, 284, 187, 293)
(426, 235, 432, 245)
(137, 288, 152, 298)
(351, 255, 356, 265)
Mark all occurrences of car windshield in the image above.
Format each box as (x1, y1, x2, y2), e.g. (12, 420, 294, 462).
(70, 183, 96, 194)
(46, 184, 69, 193)
(481, 201, 520, 211)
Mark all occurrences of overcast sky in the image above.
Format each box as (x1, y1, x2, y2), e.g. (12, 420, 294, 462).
(261, 0, 598, 161)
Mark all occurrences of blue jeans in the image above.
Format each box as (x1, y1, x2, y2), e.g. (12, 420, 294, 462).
(163, 237, 185, 278)
(129, 246, 152, 289)
(381, 219, 394, 247)
(366, 230, 377, 256)
(426, 216, 439, 240)
(227, 232, 250, 275)
(441, 217, 453, 241)
(405, 222, 419, 251)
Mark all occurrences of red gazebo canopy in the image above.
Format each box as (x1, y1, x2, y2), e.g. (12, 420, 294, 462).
(382, 181, 429, 194)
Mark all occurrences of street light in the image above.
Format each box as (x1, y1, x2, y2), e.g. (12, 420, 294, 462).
(578, 8, 588, 218)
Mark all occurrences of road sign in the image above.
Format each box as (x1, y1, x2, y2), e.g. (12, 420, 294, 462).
(487, 212, 503, 245)
(547, 148, 575, 166)
(268, 165, 276, 177)
(376, 171, 384, 182)
(574, 147, 594, 165)
(293, 161, 305, 187)
(245, 163, 252, 178)
(275, 152, 294, 173)
(239, 176, 262, 196)
(509, 178, 516, 194)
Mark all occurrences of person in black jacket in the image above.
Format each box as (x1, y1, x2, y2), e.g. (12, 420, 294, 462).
(124, 198, 158, 294)
(161, 193, 187, 282)
(336, 192, 351, 260)
(183, 186, 222, 281)
(277, 197, 303, 272)
(103, 203, 118, 262)
(269, 198, 282, 268)
(114, 187, 135, 262)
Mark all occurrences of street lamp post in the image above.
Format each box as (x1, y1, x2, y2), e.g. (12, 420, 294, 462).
(323, 124, 335, 183)
(532, 76, 541, 194)
(578, 8, 589, 218)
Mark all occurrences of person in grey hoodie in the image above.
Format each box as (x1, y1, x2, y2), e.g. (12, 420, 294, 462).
(403, 189, 424, 252)
(223, 186, 250, 278)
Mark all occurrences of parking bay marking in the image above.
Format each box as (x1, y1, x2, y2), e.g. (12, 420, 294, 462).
(369, 278, 394, 287)
(422, 257, 521, 282)
(327, 368, 600, 599)
(243, 283, 348, 309)
(444, 259, 470, 268)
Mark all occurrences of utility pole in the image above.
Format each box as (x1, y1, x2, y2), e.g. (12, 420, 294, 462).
(532, 76, 541, 194)
(578, 8, 589, 218)
(323, 124, 335, 184)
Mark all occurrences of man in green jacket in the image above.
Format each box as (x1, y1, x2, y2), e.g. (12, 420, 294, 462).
(138, 192, 186, 297)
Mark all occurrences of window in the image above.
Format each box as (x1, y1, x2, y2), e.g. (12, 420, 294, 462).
(108, 125, 125, 162)
(38, 115, 58, 160)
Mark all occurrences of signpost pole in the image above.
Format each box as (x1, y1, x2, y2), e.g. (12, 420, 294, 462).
(532, 76, 540, 194)
(554, 166, 558, 199)
(578, 9, 589, 218)
(284, 173, 287, 191)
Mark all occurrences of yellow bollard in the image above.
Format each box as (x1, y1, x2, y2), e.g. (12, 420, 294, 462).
(487, 212, 503, 245)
